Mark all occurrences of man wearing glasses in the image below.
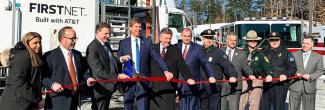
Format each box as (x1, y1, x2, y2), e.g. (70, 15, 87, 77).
(259, 32, 297, 110)
(42, 26, 95, 110)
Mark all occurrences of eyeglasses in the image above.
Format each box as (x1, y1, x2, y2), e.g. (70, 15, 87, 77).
(64, 36, 78, 41)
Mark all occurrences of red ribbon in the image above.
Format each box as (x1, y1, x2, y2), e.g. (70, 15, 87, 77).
(42, 75, 302, 94)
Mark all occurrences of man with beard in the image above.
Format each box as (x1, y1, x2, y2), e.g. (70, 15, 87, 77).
(42, 26, 95, 110)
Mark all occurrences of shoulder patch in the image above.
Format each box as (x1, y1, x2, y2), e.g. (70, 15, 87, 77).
(289, 57, 295, 61)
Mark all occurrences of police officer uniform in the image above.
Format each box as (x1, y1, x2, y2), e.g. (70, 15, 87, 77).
(200, 29, 238, 110)
(239, 30, 273, 110)
(260, 32, 297, 110)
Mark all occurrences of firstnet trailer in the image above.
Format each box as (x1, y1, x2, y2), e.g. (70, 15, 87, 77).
(0, 0, 98, 54)
(0, 0, 186, 54)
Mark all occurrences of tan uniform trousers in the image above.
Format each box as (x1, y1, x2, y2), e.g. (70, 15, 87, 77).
(239, 78, 263, 110)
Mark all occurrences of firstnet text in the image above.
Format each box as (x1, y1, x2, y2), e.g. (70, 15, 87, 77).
(29, 3, 85, 16)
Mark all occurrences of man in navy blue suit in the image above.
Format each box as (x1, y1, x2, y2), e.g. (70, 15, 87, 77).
(177, 28, 217, 110)
(117, 18, 174, 110)
(42, 26, 95, 110)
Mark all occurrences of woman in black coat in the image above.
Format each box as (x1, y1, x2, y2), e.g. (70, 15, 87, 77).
(0, 32, 43, 110)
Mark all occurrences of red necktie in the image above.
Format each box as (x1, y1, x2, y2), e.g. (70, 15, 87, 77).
(68, 52, 77, 94)
(182, 45, 188, 60)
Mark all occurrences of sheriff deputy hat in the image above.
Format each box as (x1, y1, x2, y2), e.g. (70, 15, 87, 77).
(268, 32, 281, 40)
(200, 29, 215, 39)
(242, 30, 262, 40)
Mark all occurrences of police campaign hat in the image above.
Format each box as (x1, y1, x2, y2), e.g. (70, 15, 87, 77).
(268, 32, 281, 40)
(242, 30, 262, 40)
(200, 29, 215, 39)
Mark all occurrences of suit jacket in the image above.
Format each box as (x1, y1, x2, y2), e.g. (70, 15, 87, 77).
(117, 36, 168, 76)
(290, 50, 325, 93)
(42, 47, 90, 109)
(202, 46, 238, 93)
(220, 47, 253, 77)
(150, 44, 192, 91)
(221, 47, 253, 89)
(177, 42, 215, 92)
(204, 46, 238, 79)
(86, 39, 120, 97)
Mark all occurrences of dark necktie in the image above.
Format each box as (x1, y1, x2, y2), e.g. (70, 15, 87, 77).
(227, 49, 232, 61)
(161, 47, 166, 58)
(103, 43, 118, 73)
(247, 52, 252, 66)
(182, 45, 188, 60)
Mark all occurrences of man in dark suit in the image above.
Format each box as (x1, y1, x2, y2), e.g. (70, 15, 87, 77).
(117, 18, 174, 110)
(200, 29, 238, 110)
(177, 28, 217, 110)
(86, 22, 130, 110)
(220, 33, 254, 110)
(42, 26, 95, 110)
(150, 27, 195, 110)
(289, 36, 324, 110)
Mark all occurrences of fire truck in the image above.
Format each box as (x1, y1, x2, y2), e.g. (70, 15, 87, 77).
(218, 17, 325, 66)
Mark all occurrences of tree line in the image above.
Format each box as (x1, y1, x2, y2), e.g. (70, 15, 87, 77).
(177, 0, 325, 25)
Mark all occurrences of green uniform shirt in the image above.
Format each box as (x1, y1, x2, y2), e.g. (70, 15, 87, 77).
(244, 48, 273, 77)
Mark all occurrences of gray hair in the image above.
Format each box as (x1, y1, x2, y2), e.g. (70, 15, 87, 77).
(160, 27, 173, 36)
(226, 32, 237, 40)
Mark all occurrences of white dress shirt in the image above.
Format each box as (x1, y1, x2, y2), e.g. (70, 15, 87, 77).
(160, 43, 167, 53)
(226, 47, 235, 61)
(131, 36, 141, 72)
(303, 50, 311, 69)
(59, 45, 78, 82)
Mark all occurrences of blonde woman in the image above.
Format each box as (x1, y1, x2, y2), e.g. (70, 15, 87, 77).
(0, 32, 42, 110)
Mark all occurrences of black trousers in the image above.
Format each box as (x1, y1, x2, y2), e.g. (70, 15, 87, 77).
(91, 84, 113, 110)
(201, 91, 221, 110)
(201, 84, 221, 110)
(260, 82, 289, 110)
(150, 89, 176, 110)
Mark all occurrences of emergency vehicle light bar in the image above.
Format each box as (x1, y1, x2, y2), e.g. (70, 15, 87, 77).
(244, 17, 289, 21)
